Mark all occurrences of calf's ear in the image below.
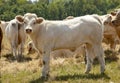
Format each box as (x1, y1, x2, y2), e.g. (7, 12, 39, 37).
(15, 15, 24, 23)
(36, 17, 44, 24)
(111, 12, 117, 16)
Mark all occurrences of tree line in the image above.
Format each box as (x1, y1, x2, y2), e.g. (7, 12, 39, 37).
(0, 0, 120, 21)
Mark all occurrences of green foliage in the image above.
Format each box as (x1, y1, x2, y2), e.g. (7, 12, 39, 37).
(0, 0, 120, 21)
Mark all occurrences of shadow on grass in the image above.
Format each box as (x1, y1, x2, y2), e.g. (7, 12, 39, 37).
(30, 77, 48, 83)
(3, 53, 32, 62)
(55, 73, 110, 81)
(92, 57, 119, 65)
(91, 49, 119, 65)
(30, 73, 110, 83)
(82, 49, 119, 65)
(104, 49, 119, 63)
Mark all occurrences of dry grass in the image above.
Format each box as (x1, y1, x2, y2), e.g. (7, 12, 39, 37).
(0, 35, 120, 83)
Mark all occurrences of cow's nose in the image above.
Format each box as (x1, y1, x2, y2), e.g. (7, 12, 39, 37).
(112, 20, 115, 24)
(26, 29, 32, 34)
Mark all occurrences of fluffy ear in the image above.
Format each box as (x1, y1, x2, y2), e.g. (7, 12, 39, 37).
(15, 15, 24, 23)
(36, 17, 44, 24)
(111, 12, 117, 16)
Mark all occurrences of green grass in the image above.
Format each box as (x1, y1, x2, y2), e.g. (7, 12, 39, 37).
(1, 58, 120, 83)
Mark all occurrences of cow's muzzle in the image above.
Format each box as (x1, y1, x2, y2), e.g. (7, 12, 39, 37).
(26, 29, 32, 34)
(112, 20, 115, 25)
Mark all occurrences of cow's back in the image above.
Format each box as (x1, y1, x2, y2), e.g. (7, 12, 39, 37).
(42, 15, 103, 50)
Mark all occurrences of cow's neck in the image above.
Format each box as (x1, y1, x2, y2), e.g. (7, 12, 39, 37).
(29, 34, 39, 52)
(29, 25, 44, 51)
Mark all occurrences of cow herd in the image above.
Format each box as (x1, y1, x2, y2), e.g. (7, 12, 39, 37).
(0, 10, 120, 79)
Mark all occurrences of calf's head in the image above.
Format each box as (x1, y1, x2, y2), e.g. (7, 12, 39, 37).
(111, 11, 120, 27)
(16, 15, 44, 34)
(103, 14, 112, 25)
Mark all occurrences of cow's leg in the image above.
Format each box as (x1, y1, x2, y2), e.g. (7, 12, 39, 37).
(19, 42, 24, 57)
(83, 47, 87, 64)
(0, 37, 2, 56)
(41, 49, 50, 79)
(84, 52, 87, 64)
(94, 44, 105, 74)
(11, 42, 17, 60)
(18, 43, 24, 61)
(85, 44, 94, 74)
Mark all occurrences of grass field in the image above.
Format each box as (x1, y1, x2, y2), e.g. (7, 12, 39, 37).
(0, 36, 120, 83)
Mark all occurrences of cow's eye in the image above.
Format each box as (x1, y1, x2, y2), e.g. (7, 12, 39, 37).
(24, 21, 27, 24)
(12, 23, 16, 26)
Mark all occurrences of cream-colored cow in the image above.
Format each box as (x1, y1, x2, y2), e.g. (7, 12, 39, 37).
(111, 10, 120, 38)
(102, 14, 120, 50)
(64, 15, 120, 50)
(16, 14, 105, 78)
(0, 21, 9, 34)
(5, 19, 26, 61)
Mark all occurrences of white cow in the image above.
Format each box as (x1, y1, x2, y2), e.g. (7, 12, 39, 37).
(5, 19, 26, 61)
(64, 14, 120, 50)
(23, 13, 41, 58)
(0, 21, 9, 34)
(16, 15, 105, 78)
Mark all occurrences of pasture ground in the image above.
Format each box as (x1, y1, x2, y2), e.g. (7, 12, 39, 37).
(0, 36, 120, 83)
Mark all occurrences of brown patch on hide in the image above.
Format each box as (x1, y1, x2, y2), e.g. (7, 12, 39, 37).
(18, 23, 21, 45)
(18, 23, 21, 30)
(18, 33, 21, 45)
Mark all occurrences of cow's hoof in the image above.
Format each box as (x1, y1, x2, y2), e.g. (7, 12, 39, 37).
(101, 71, 105, 75)
(84, 71, 90, 74)
(41, 76, 47, 80)
(41, 76, 48, 81)
(101, 69, 105, 74)
(16, 57, 22, 62)
(41, 74, 50, 80)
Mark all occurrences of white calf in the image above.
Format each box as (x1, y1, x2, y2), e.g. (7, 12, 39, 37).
(16, 14, 105, 78)
(5, 19, 26, 61)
